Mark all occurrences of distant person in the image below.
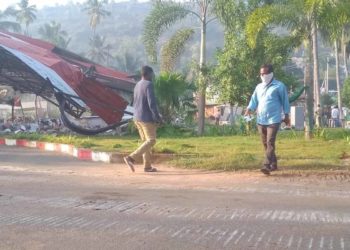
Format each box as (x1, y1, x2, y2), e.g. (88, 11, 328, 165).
(215, 107, 221, 125)
(315, 104, 322, 127)
(244, 64, 290, 175)
(331, 105, 340, 127)
(124, 66, 162, 173)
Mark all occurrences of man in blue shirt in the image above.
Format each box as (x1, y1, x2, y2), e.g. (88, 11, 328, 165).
(244, 64, 290, 175)
(124, 66, 162, 173)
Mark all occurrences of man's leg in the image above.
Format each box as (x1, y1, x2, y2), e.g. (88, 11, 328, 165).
(124, 121, 146, 172)
(258, 124, 271, 175)
(266, 123, 280, 170)
(258, 124, 268, 166)
(140, 122, 157, 171)
(129, 122, 157, 171)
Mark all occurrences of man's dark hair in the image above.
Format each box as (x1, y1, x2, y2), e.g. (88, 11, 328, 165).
(141, 65, 154, 78)
(260, 64, 274, 74)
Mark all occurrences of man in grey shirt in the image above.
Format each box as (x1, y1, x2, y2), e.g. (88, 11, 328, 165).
(124, 66, 162, 172)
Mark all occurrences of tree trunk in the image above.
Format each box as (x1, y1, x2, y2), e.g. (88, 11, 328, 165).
(335, 40, 343, 125)
(342, 28, 349, 78)
(197, 17, 207, 135)
(11, 101, 14, 122)
(304, 41, 314, 140)
(312, 20, 320, 110)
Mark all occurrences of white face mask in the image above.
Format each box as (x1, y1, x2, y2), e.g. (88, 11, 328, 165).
(260, 72, 274, 85)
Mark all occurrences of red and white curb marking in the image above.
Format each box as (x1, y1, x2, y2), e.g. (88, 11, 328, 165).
(0, 138, 112, 163)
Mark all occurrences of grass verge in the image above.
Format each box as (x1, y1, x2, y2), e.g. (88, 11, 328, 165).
(4, 128, 350, 172)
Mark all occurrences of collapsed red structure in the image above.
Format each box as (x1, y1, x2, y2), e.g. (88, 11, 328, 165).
(0, 31, 135, 134)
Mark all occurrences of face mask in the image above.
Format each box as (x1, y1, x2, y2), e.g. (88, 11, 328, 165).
(260, 72, 274, 85)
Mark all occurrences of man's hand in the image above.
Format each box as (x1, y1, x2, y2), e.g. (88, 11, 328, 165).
(156, 116, 165, 127)
(244, 109, 252, 117)
(283, 115, 290, 126)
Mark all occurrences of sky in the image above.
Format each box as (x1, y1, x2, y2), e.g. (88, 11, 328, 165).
(0, 0, 149, 10)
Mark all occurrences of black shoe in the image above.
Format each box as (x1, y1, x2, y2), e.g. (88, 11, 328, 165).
(269, 166, 278, 171)
(123, 156, 135, 172)
(144, 167, 157, 172)
(260, 167, 271, 175)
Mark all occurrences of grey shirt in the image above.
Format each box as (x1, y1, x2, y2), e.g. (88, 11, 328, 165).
(133, 79, 161, 123)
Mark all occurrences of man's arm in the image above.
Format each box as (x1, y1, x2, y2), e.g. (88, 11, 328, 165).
(244, 89, 258, 116)
(280, 84, 290, 126)
(146, 83, 162, 123)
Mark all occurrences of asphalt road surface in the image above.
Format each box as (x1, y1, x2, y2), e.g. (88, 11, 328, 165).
(0, 145, 350, 250)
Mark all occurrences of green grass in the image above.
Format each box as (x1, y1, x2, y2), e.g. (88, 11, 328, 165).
(5, 128, 350, 172)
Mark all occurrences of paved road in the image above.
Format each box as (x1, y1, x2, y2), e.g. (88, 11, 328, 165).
(0, 145, 350, 250)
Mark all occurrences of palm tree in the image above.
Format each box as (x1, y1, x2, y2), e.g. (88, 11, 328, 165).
(154, 72, 196, 123)
(82, 0, 111, 36)
(115, 51, 141, 75)
(88, 34, 110, 64)
(320, 0, 350, 122)
(338, 0, 350, 78)
(0, 7, 21, 32)
(14, 0, 37, 35)
(143, 0, 216, 135)
(38, 21, 71, 49)
(160, 28, 194, 72)
(342, 27, 350, 78)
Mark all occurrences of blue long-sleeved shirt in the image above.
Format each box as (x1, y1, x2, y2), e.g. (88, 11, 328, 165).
(133, 79, 161, 123)
(247, 79, 290, 125)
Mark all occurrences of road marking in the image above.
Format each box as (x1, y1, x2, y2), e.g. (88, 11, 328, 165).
(207, 210, 216, 219)
(77, 219, 95, 229)
(277, 235, 284, 246)
(149, 226, 162, 234)
(309, 238, 313, 249)
(194, 227, 213, 243)
(320, 236, 324, 249)
(223, 229, 238, 247)
(179, 228, 191, 238)
(216, 229, 228, 242)
(2, 193, 350, 225)
(230, 210, 239, 220)
(119, 227, 131, 235)
(185, 209, 197, 218)
(329, 237, 334, 250)
(171, 226, 186, 238)
(341, 237, 345, 250)
(264, 235, 272, 248)
(297, 237, 303, 250)
(287, 235, 294, 248)
(247, 233, 255, 243)
(234, 231, 245, 245)
(271, 210, 280, 221)
(254, 231, 266, 247)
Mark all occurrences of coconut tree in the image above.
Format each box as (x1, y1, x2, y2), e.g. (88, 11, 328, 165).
(88, 34, 111, 64)
(0, 7, 21, 32)
(38, 21, 71, 49)
(82, 0, 111, 36)
(143, 0, 217, 135)
(14, 0, 37, 35)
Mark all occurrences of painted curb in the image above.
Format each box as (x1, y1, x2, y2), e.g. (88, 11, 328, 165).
(0, 138, 111, 163)
(0, 138, 187, 165)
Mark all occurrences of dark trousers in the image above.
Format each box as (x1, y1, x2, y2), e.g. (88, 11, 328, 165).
(257, 123, 280, 168)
